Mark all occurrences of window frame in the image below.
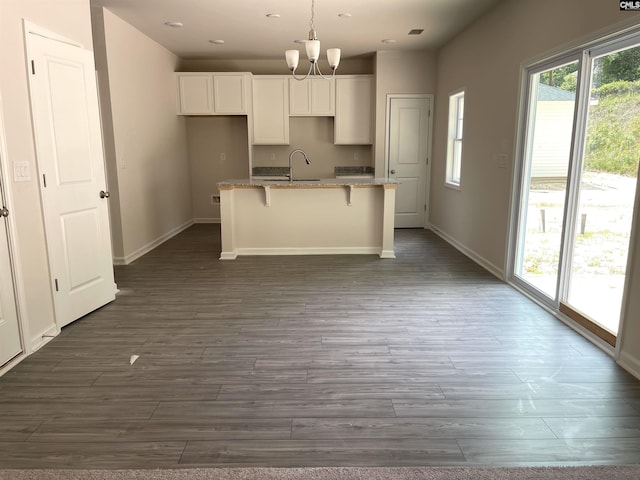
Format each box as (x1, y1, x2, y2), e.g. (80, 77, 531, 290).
(445, 89, 465, 189)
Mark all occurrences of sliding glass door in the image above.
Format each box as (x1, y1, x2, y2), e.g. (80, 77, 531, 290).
(513, 61, 579, 302)
(512, 33, 640, 345)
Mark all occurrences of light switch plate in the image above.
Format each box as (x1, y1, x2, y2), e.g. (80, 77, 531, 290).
(14, 162, 31, 182)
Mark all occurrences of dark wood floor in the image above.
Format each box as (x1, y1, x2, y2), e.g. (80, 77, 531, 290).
(1, 224, 640, 469)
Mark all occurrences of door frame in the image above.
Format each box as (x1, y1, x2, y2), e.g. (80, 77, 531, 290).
(0, 92, 31, 376)
(384, 93, 434, 229)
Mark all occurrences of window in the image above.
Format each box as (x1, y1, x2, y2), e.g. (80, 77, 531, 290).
(446, 90, 465, 187)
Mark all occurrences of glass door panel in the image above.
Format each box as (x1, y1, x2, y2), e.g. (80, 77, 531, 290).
(514, 62, 579, 300)
(564, 44, 640, 337)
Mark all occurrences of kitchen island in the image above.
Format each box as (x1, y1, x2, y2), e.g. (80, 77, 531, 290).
(217, 178, 397, 260)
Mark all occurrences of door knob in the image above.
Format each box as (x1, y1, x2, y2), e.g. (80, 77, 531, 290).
(99, 190, 110, 199)
(0, 206, 8, 218)
(390, 169, 396, 174)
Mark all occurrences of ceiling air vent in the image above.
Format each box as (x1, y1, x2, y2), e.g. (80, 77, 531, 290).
(408, 29, 424, 35)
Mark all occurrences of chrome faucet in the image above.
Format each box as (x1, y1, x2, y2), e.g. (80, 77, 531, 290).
(288, 149, 311, 183)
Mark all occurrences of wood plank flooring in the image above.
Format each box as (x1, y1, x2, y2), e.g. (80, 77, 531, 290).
(1, 224, 640, 468)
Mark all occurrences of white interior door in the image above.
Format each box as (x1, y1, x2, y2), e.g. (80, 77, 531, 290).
(27, 29, 116, 328)
(0, 178, 22, 366)
(388, 96, 431, 228)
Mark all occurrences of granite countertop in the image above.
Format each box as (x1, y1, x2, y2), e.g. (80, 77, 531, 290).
(218, 178, 397, 187)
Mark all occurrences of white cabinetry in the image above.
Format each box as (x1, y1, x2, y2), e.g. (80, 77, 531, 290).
(176, 73, 249, 115)
(252, 76, 289, 145)
(334, 76, 373, 145)
(289, 78, 335, 116)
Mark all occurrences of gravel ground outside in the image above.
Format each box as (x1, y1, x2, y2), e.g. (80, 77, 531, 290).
(518, 171, 638, 333)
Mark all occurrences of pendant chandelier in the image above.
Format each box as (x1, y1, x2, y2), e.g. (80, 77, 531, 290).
(285, 0, 341, 81)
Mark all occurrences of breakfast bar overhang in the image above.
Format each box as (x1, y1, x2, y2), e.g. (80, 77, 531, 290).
(217, 178, 397, 260)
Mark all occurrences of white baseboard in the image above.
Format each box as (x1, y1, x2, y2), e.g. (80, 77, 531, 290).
(30, 323, 58, 353)
(430, 224, 505, 280)
(114, 219, 194, 265)
(234, 246, 381, 257)
(618, 351, 640, 381)
(220, 251, 238, 260)
(194, 217, 220, 224)
(380, 249, 396, 259)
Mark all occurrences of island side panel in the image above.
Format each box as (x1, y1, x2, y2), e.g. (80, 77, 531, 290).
(381, 184, 397, 258)
(229, 185, 385, 256)
(219, 186, 238, 259)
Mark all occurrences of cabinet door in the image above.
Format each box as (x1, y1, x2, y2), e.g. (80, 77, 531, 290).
(176, 74, 214, 114)
(334, 77, 373, 144)
(289, 78, 335, 116)
(214, 74, 248, 114)
(252, 77, 289, 144)
(311, 78, 335, 116)
(289, 79, 311, 115)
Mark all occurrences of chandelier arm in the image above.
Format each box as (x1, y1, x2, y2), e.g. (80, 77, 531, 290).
(291, 62, 316, 82)
(313, 62, 337, 80)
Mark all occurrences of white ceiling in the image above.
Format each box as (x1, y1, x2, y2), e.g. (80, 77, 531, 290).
(91, 0, 501, 60)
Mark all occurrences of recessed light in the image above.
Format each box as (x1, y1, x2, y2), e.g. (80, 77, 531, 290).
(209, 40, 225, 45)
(266, 13, 281, 18)
(408, 29, 424, 35)
(164, 21, 183, 28)
(338, 13, 352, 18)
(294, 39, 307, 44)
(381, 39, 397, 44)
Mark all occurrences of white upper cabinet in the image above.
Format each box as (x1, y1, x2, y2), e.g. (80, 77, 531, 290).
(289, 78, 335, 116)
(176, 73, 250, 115)
(334, 76, 374, 145)
(176, 74, 213, 115)
(252, 76, 290, 145)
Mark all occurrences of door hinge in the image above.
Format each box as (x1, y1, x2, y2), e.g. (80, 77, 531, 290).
(426, 157, 429, 165)
(424, 204, 427, 212)
(54, 278, 59, 292)
(42, 174, 47, 188)
(31, 60, 36, 75)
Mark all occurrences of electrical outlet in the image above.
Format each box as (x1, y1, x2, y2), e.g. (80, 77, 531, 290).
(270, 153, 276, 161)
(354, 152, 360, 161)
(496, 154, 507, 169)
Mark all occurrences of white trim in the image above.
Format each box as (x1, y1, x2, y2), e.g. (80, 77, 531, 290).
(230, 246, 382, 258)
(115, 220, 194, 265)
(445, 89, 465, 188)
(194, 217, 221, 224)
(0, 353, 27, 378)
(23, 20, 84, 49)
(618, 350, 640, 382)
(430, 223, 505, 280)
(383, 93, 434, 229)
(30, 323, 58, 353)
(219, 251, 238, 260)
(0, 91, 32, 356)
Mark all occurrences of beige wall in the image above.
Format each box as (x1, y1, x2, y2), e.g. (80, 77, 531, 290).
(186, 116, 250, 221)
(0, 0, 95, 350)
(179, 58, 374, 75)
(374, 50, 437, 175)
(430, 0, 640, 374)
(95, 9, 192, 263)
